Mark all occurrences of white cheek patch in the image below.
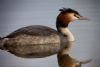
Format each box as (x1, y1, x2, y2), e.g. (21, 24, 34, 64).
(72, 16, 79, 20)
(70, 14, 78, 20)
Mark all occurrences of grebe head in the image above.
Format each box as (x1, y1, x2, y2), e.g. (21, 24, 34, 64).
(59, 8, 88, 21)
(56, 8, 88, 28)
(56, 8, 88, 41)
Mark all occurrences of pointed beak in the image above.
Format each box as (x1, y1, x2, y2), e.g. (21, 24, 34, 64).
(79, 16, 89, 20)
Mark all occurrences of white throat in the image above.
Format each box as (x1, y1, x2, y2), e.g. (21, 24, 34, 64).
(59, 27, 75, 41)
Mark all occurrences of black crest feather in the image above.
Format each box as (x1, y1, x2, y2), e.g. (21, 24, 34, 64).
(59, 8, 80, 15)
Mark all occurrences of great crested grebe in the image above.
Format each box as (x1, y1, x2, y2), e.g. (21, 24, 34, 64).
(0, 8, 88, 58)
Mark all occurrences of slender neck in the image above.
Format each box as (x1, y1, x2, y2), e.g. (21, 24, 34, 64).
(56, 17, 75, 42)
(56, 13, 75, 56)
(56, 24, 75, 55)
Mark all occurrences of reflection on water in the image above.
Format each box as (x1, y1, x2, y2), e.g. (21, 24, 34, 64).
(57, 53, 92, 67)
(5, 43, 61, 58)
(0, 37, 92, 67)
(0, 31, 69, 58)
(57, 41, 92, 67)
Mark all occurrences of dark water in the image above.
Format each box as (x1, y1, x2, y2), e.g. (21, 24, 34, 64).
(0, 0, 100, 67)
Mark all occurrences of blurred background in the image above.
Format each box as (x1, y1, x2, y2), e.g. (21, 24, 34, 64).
(0, 0, 100, 67)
